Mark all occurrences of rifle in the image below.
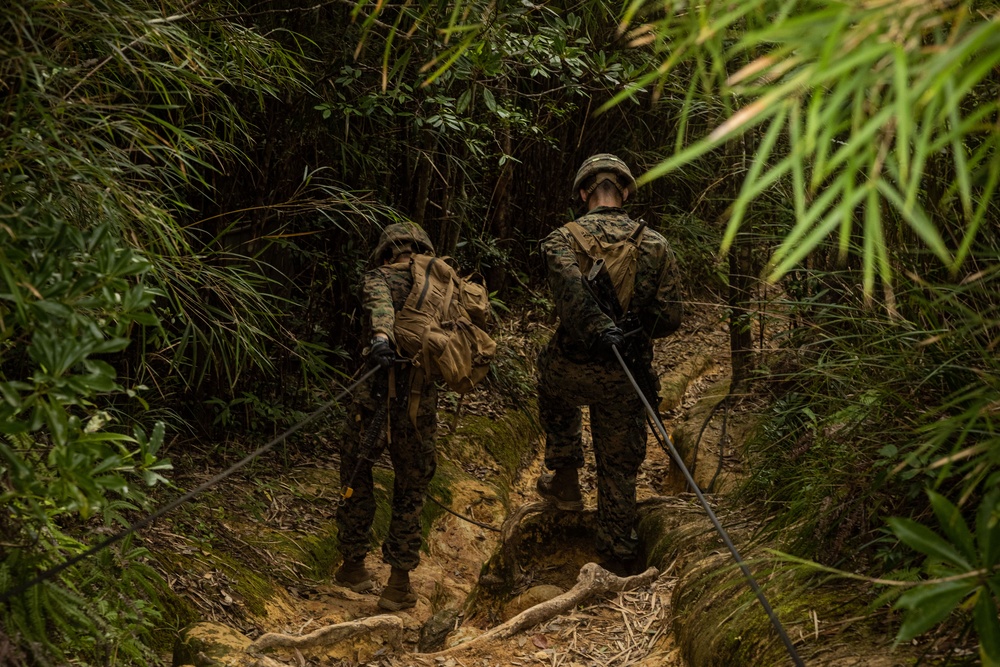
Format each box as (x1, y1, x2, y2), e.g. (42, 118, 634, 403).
(583, 259, 658, 409)
(339, 367, 391, 502)
(339, 399, 387, 501)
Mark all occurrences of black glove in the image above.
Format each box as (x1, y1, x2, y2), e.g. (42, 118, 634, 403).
(367, 337, 396, 369)
(619, 313, 642, 337)
(596, 326, 626, 355)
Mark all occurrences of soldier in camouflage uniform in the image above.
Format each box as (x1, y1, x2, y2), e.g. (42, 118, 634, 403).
(335, 222, 438, 611)
(536, 154, 683, 572)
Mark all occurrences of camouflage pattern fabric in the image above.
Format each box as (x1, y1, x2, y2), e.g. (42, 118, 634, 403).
(541, 206, 682, 358)
(537, 206, 683, 560)
(337, 239, 440, 571)
(337, 364, 438, 570)
(362, 262, 412, 345)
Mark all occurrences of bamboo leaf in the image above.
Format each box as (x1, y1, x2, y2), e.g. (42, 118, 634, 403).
(893, 46, 911, 185)
(769, 172, 850, 267)
(944, 78, 973, 222)
(768, 185, 862, 280)
(726, 104, 790, 238)
(789, 101, 805, 223)
(877, 180, 952, 265)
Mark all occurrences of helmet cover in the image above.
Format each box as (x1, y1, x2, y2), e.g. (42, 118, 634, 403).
(371, 222, 435, 264)
(572, 153, 636, 197)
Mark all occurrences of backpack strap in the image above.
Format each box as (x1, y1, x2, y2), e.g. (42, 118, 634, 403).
(564, 220, 596, 257)
(564, 218, 647, 316)
(565, 219, 647, 253)
(408, 365, 424, 434)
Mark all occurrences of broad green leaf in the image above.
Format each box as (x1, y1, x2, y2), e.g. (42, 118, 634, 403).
(43, 402, 70, 448)
(0, 439, 33, 488)
(32, 300, 74, 318)
(974, 590, 1000, 666)
(0, 382, 22, 408)
(878, 445, 898, 458)
(977, 491, 1000, 568)
(895, 581, 974, 643)
(928, 491, 976, 563)
(482, 88, 497, 114)
(457, 88, 472, 114)
(887, 517, 972, 569)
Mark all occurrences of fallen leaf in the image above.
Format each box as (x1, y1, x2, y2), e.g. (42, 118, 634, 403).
(531, 634, 549, 649)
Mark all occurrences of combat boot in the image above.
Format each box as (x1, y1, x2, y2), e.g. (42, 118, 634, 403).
(334, 558, 374, 593)
(378, 567, 418, 611)
(536, 467, 584, 511)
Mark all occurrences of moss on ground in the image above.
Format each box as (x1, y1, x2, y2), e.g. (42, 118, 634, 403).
(659, 353, 715, 411)
(444, 404, 540, 482)
(636, 497, 921, 666)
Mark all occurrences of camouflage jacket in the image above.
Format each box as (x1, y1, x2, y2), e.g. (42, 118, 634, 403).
(541, 206, 683, 355)
(361, 261, 413, 346)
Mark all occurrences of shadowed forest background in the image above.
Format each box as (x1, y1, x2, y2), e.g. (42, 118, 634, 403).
(4, 0, 1000, 664)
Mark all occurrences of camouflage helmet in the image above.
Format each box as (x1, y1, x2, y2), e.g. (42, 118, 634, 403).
(572, 153, 636, 199)
(371, 222, 435, 264)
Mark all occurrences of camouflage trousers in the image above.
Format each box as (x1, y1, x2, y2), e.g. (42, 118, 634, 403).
(536, 341, 656, 560)
(336, 365, 438, 571)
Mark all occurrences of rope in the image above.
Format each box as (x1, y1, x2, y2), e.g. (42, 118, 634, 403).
(0, 366, 382, 605)
(612, 346, 806, 667)
(427, 493, 500, 532)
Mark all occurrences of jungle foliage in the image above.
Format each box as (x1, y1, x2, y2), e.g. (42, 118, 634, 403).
(599, 0, 1000, 661)
(3, 0, 1000, 663)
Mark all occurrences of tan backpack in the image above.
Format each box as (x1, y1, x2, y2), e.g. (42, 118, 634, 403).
(393, 255, 496, 423)
(564, 219, 647, 317)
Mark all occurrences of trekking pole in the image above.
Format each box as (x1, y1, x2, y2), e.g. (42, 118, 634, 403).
(612, 345, 806, 667)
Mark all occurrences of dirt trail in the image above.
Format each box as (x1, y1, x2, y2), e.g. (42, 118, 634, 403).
(165, 302, 734, 667)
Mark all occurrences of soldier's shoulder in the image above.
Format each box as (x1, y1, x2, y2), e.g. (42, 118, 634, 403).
(640, 225, 670, 245)
(365, 264, 411, 286)
(541, 224, 573, 247)
(635, 223, 670, 246)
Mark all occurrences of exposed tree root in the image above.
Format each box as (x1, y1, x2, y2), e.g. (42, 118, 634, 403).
(500, 501, 549, 543)
(247, 614, 404, 654)
(418, 562, 660, 658)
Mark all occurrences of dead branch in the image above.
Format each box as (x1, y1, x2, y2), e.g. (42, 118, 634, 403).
(247, 614, 403, 654)
(418, 562, 659, 657)
(244, 655, 288, 667)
